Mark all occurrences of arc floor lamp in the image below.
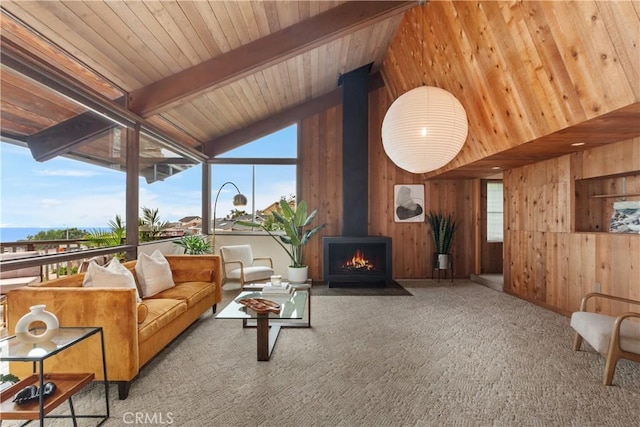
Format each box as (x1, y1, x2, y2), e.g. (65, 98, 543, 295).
(212, 181, 247, 251)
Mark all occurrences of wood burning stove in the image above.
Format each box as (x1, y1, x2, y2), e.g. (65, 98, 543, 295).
(322, 237, 392, 286)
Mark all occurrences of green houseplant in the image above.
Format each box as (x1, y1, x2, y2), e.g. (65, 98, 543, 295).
(173, 235, 212, 254)
(237, 199, 324, 283)
(426, 211, 457, 270)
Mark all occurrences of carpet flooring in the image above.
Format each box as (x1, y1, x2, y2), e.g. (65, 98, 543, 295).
(4, 280, 639, 426)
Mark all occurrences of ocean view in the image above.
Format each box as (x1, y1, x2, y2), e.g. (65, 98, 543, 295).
(0, 227, 105, 242)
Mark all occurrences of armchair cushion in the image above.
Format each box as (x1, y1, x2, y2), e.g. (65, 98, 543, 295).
(570, 292, 640, 385)
(571, 311, 640, 354)
(226, 266, 274, 282)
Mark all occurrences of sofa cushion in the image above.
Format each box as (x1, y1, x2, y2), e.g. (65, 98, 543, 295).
(83, 258, 141, 302)
(147, 281, 214, 308)
(136, 250, 175, 297)
(138, 298, 187, 343)
(137, 303, 149, 324)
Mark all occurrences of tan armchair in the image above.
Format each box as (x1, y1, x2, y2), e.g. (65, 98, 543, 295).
(219, 245, 274, 286)
(570, 292, 640, 385)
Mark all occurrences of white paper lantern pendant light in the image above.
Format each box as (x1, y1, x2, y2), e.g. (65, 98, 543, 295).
(381, 5, 468, 174)
(382, 86, 468, 174)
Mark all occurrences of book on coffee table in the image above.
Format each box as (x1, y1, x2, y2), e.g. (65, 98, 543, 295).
(261, 283, 293, 294)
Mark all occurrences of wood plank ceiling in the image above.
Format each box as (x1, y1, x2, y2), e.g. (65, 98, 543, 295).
(0, 0, 414, 167)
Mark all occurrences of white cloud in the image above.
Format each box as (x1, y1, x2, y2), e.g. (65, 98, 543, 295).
(40, 198, 63, 207)
(38, 169, 100, 177)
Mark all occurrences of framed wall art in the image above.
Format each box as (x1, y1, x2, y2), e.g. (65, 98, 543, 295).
(610, 201, 640, 233)
(394, 184, 424, 222)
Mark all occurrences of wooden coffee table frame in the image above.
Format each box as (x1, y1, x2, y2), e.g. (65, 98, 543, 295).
(216, 290, 308, 361)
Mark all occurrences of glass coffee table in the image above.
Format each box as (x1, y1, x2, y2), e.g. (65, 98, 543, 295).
(216, 290, 308, 361)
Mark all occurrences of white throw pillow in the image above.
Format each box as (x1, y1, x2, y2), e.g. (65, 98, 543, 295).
(135, 250, 175, 298)
(83, 258, 141, 302)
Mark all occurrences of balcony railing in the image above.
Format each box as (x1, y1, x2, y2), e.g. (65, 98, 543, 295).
(0, 239, 134, 281)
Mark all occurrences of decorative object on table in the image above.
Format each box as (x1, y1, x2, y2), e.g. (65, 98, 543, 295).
(15, 304, 59, 343)
(426, 211, 458, 270)
(238, 297, 281, 315)
(237, 199, 325, 283)
(609, 201, 640, 233)
(173, 235, 213, 254)
(12, 381, 57, 405)
(394, 185, 424, 222)
(212, 181, 247, 250)
(270, 275, 282, 286)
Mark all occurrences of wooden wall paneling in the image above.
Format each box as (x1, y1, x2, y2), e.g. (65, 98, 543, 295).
(610, 235, 640, 314)
(544, 232, 557, 308)
(426, 2, 500, 162)
(580, 137, 640, 179)
(300, 86, 476, 280)
(556, 233, 571, 313)
(299, 104, 343, 280)
(473, 179, 482, 274)
(595, 232, 613, 315)
(568, 234, 586, 312)
(504, 138, 639, 316)
(551, 1, 636, 116)
(382, 1, 640, 177)
(629, 236, 640, 303)
(596, 1, 640, 99)
(532, 232, 546, 302)
(465, 1, 541, 142)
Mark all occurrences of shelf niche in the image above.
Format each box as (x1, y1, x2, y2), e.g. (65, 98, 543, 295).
(575, 172, 640, 232)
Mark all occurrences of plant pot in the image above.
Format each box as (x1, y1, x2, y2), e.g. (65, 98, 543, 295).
(437, 253, 450, 270)
(287, 266, 309, 284)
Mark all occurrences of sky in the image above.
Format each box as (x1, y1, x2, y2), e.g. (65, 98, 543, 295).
(0, 125, 297, 229)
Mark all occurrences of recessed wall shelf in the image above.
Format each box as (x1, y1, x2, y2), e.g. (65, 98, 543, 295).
(575, 172, 640, 232)
(590, 193, 640, 199)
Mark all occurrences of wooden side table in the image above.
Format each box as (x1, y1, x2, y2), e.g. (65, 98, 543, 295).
(0, 327, 109, 426)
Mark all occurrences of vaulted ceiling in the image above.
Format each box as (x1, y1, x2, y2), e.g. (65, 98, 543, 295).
(0, 0, 414, 170)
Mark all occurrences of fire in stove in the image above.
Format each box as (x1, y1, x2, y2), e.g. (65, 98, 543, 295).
(341, 249, 375, 272)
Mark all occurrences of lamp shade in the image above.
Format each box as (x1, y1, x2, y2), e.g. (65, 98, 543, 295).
(233, 193, 247, 207)
(381, 86, 468, 174)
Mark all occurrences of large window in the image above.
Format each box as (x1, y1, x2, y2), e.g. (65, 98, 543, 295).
(486, 182, 504, 242)
(212, 125, 297, 229)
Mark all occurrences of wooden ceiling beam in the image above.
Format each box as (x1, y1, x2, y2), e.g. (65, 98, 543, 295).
(128, 1, 415, 118)
(426, 103, 640, 179)
(203, 72, 385, 158)
(26, 112, 114, 162)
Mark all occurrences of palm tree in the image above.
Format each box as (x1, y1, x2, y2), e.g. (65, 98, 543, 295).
(85, 214, 126, 247)
(139, 207, 171, 242)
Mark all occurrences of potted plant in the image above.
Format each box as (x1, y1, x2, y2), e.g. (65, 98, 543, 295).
(237, 199, 324, 283)
(173, 235, 212, 254)
(426, 211, 457, 270)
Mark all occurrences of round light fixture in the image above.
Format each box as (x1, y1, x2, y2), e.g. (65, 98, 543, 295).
(381, 86, 468, 174)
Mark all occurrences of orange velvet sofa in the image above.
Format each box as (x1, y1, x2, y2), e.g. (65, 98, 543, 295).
(6, 255, 221, 399)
